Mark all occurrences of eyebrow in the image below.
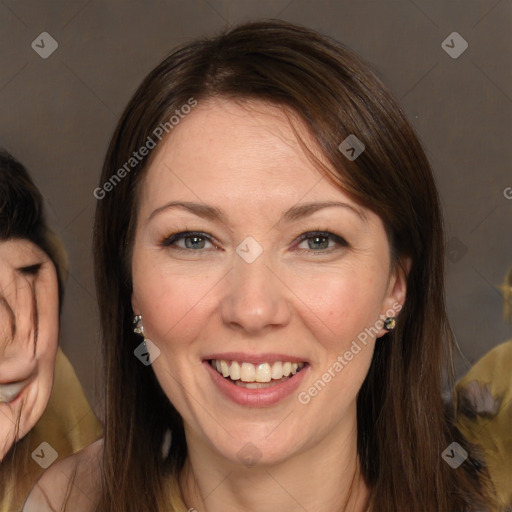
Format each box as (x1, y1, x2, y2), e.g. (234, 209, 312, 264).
(148, 200, 367, 224)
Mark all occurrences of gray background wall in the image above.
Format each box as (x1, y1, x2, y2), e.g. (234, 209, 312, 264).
(1, 0, 511, 415)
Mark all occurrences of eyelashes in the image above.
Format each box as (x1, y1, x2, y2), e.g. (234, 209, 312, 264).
(161, 231, 213, 250)
(160, 229, 349, 254)
(295, 231, 348, 252)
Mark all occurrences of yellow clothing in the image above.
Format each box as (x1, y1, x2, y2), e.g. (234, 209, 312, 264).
(454, 340, 512, 508)
(1, 348, 102, 511)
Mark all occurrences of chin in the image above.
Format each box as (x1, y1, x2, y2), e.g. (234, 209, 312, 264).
(209, 427, 302, 468)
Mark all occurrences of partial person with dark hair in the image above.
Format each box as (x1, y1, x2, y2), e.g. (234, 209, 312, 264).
(0, 150, 102, 510)
(26, 20, 503, 511)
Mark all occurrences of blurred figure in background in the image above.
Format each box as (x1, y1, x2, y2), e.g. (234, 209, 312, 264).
(0, 149, 102, 510)
(454, 265, 512, 510)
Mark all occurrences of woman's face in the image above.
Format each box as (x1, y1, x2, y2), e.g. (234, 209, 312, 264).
(0, 239, 59, 459)
(131, 98, 407, 466)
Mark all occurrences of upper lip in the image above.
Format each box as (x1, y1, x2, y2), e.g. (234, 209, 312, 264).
(203, 352, 309, 365)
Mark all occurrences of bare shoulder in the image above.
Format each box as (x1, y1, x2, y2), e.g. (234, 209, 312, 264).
(23, 438, 103, 512)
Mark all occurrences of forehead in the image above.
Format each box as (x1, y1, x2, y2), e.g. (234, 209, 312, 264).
(138, 98, 356, 218)
(0, 239, 46, 262)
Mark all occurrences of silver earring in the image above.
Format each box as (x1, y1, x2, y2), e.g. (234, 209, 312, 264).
(383, 317, 396, 331)
(133, 314, 144, 336)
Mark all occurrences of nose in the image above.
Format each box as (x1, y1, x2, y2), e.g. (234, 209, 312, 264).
(219, 250, 292, 335)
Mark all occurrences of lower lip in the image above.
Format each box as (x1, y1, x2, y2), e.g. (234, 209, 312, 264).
(203, 361, 309, 407)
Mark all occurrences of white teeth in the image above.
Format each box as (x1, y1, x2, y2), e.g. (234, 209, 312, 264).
(271, 361, 283, 379)
(0, 381, 26, 403)
(210, 359, 305, 383)
(255, 363, 271, 383)
(220, 360, 230, 378)
(240, 362, 256, 382)
(229, 361, 240, 380)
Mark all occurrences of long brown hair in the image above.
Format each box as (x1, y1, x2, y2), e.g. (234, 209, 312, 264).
(93, 20, 500, 511)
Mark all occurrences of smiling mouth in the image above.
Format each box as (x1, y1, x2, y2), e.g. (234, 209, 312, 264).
(209, 359, 307, 389)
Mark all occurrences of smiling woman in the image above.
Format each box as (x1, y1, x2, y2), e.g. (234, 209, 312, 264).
(27, 19, 502, 512)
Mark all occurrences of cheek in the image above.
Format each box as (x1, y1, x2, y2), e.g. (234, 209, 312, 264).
(132, 257, 216, 348)
(293, 267, 384, 349)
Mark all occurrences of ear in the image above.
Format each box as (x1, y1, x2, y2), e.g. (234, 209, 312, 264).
(376, 256, 411, 338)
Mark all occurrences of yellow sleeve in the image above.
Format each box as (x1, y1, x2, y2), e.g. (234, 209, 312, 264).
(453, 339, 512, 508)
(30, 348, 103, 455)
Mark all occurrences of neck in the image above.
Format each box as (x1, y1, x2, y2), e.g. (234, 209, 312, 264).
(178, 406, 369, 512)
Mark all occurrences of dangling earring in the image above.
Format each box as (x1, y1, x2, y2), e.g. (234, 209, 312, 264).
(383, 317, 396, 331)
(133, 314, 144, 336)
